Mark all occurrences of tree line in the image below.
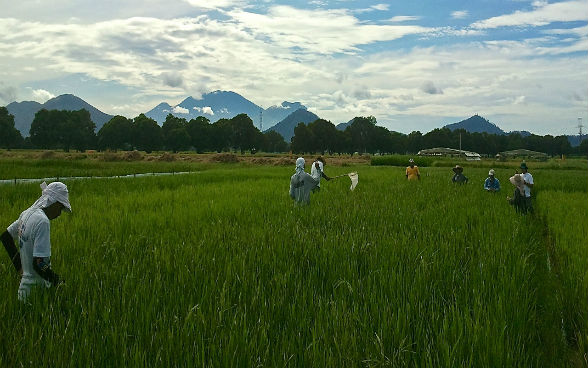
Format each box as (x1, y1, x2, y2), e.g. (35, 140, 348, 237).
(0, 106, 586, 156)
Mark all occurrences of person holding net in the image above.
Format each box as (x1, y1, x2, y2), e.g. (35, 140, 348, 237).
(310, 156, 331, 192)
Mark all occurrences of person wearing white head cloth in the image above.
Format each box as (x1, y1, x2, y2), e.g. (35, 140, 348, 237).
(289, 157, 319, 205)
(1, 181, 71, 300)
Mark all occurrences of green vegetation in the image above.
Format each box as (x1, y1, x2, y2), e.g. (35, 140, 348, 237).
(0, 159, 586, 366)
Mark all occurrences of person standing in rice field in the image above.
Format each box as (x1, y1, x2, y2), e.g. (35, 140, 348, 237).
(310, 156, 331, 192)
(484, 169, 501, 192)
(1, 182, 71, 301)
(507, 173, 527, 213)
(405, 158, 420, 180)
(519, 162, 534, 213)
(451, 165, 468, 184)
(290, 157, 319, 205)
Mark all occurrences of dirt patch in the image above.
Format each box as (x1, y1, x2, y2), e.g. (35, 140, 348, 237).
(39, 150, 56, 159)
(209, 153, 239, 163)
(123, 150, 143, 161)
(158, 152, 176, 162)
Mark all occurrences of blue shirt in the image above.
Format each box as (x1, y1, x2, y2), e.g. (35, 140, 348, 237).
(484, 177, 500, 191)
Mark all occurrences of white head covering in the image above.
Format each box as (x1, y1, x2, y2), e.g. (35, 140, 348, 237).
(509, 174, 524, 196)
(295, 157, 305, 174)
(488, 169, 495, 176)
(31, 181, 72, 212)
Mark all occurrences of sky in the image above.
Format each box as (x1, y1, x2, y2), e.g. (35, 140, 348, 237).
(0, 0, 586, 135)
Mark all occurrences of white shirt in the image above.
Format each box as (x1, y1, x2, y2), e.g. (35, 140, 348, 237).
(7, 207, 52, 300)
(522, 172, 533, 198)
(310, 161, 324, 187)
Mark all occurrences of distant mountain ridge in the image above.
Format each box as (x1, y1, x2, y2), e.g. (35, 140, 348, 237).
(444, 114, 581, 146)
(444, 114, 505, 135)
(267, 108, 320, 142)
(6, 94, 113, 136)
(145, 90, 307, 130)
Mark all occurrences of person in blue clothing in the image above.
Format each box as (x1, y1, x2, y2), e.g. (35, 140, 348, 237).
(484, 169, 500, 192)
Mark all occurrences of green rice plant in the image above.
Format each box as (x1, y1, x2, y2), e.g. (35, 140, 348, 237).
(0, 163, 583, 366)
(538, 190, 588, 364)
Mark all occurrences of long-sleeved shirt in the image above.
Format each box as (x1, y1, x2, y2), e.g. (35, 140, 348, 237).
(484, 177, 500, 191)
(290, 171, 319, 204)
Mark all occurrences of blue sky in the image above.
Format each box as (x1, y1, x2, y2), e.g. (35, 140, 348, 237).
(1, 0, 586, 135)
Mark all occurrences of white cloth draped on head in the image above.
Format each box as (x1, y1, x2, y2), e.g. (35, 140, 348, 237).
(31, 181, 72, 212)
(295, 157, 305, 175)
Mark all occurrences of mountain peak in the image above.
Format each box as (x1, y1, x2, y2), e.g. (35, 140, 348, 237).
(444, 115, 505, 135)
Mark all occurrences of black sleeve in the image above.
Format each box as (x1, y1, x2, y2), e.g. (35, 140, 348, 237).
(33, 257, 61, 286)
(1, 230, 21, 272)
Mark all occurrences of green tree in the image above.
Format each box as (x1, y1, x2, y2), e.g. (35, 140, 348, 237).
(345, 116, 378, 153)
(230, 113, 262, 153)
(307, 119, 338, 153)
(132, 114, 162, 153)
(186, 116, 211, 153)
(29, 109, 63, 149)
(63, 109, 96, 152)
(162, 114, 189, 152)
(0, 107, 24, 149)
(211, 118, 232, 152)
(406, 131, 423, 154)
(98, 115, 134, 151)
(291, 123, 313, 154)
(262, 130, 288, 153)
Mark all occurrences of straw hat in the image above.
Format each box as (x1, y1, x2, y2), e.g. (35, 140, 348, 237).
(488, 169, 495, 176)
(510, 174, 525, 194)
(452, 165, 463, 173)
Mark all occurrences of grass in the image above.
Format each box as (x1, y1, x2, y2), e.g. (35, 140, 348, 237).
(0, 159, 586, 367)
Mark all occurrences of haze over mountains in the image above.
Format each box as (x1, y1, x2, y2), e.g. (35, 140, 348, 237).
(3, 91, 583, 146)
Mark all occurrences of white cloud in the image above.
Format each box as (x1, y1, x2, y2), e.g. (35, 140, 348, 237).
(227, 6, 433, 55)
(172, 106, 189, 114)
(31, 88, 55, 102)
(388, 16, 421, 23)
(421, 81, 443, 95)
(356, 4, 390, 13)
(451, 10, 469, 19)
(194, 106, 214, 115)
(183, 0, 248, 10)
(0, 82, 18, 103)
(471, 0, 587, 29)
(0, 3, 585, 135)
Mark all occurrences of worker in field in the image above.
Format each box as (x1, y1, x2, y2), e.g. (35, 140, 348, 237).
(310, 156, 331, 192)
(519, 162, 534, 213)
(484, 169, 501, 192)
(290, 157, 319, 204)
(451, 165, 468, 184)
(1, 181, 70, 301)
(405, 158, 420, 180)
(507, 174, 526, 213)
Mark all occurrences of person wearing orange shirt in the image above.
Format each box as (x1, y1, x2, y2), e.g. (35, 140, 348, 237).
(405, 158, 420, 180)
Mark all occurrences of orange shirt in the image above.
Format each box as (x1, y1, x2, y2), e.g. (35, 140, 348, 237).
(406, 166, 420, 180)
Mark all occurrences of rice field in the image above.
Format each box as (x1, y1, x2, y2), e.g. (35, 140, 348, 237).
(0, 157, 586, 367)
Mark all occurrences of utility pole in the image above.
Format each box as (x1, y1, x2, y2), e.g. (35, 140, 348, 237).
(578, 117, 584, 139)
(259, 108, 263, 131)
(459, 133, 462, 159)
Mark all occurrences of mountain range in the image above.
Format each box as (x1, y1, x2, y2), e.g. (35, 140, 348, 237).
(266, 109, 320, 142)
(6, 94, 113, 136)
(443, 114, 532, 137)
(2, 92, 583, 146)
(145, 90, 307, 131)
